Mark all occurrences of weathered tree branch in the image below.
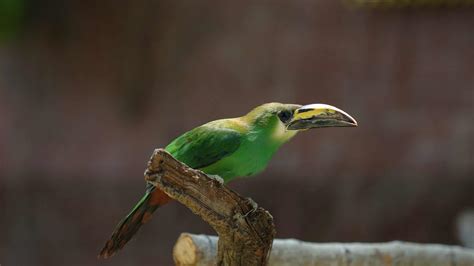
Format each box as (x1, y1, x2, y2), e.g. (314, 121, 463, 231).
(144, 149, 275, 266)
(143, 149, 474, 265)
(173, 233, 474, 266)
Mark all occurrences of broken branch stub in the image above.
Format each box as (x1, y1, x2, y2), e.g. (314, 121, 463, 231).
(144, 148, 275, 265)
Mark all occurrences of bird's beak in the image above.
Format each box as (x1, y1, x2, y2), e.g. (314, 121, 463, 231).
(287, 103, 358, 130)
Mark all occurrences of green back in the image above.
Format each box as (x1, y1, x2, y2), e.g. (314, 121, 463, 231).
(165, 122, 243, 170)
(165, 115, 292, 183)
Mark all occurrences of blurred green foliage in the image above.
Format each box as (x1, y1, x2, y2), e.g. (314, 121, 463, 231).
(0, 0, 25, 40)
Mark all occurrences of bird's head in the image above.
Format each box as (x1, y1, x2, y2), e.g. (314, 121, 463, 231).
(246, 102, 357, 131)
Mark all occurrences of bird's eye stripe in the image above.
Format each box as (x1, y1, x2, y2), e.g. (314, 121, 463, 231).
(297, 109, 312, 114)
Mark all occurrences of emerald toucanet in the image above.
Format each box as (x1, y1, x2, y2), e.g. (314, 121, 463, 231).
(99, 102, 357, 258)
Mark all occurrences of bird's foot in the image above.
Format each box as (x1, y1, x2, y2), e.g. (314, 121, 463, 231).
(144, 168, 163, 183)
(207, 174, 224, 184)
(242, 197, 258, 218)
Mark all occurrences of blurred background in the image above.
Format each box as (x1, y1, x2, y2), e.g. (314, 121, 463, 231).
(1, 0, 473, 265)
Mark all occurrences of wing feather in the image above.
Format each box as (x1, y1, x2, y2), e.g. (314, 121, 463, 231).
(165, 124, 242, 169)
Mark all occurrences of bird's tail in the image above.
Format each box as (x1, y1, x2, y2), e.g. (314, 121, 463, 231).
(98, 187, 171, 258)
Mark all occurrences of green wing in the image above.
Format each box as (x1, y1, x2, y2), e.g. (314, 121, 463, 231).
(165, 123, 242, 169)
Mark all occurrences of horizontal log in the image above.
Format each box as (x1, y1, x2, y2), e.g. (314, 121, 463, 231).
(174, 233, 474, 266)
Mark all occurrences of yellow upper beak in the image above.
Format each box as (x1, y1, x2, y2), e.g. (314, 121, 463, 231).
(287, 103, 358, 130)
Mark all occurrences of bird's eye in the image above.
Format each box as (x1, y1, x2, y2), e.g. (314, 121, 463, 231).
(278, 110, 292, 123)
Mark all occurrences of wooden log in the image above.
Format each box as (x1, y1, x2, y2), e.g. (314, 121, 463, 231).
(173, 233, 474, 266)
(144, 149, 275, 266)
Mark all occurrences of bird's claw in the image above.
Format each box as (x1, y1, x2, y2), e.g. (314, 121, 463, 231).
(242, 197, 258, 218)
(207, 174, 224, 184)
(144, 168, 163, 183)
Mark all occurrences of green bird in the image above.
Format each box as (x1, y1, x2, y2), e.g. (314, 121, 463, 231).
(99, 102, 357, 258)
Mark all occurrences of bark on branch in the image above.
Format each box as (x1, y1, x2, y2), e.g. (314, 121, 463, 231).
(173, 233, 474, 266)
(144, 149, 275, 266)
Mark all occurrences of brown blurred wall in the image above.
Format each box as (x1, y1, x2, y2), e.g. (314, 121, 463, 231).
(1, 1, 473, 265)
